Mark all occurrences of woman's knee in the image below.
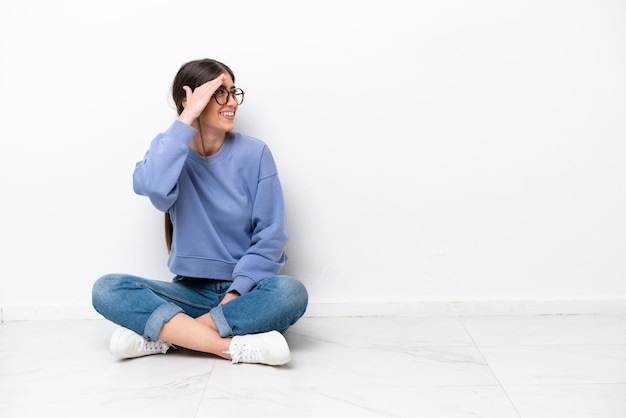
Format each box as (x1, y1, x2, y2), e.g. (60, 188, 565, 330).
(271, 275, 308, 313)
(91, 273, 129, 311)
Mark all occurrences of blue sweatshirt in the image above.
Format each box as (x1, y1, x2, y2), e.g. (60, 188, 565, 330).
(133, 120, 288, 295)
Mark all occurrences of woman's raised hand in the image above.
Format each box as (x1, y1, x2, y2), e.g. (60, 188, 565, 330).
(178, 74, 226, 126)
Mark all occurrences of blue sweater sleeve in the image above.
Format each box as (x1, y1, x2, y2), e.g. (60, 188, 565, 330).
(132, 120, 196, 211)
(228, 146, 288, 295)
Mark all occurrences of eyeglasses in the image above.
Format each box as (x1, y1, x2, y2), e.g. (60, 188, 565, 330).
(213, 87, 245, 105)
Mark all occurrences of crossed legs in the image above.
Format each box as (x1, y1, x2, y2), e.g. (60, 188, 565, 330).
(92, 273, 308, 361)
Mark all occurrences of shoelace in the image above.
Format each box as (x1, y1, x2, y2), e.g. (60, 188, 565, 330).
(139, 339, 169, 354)
(225, 342, 261, 364)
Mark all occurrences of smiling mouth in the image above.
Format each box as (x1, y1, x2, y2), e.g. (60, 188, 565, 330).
(220, 111, 235, 117)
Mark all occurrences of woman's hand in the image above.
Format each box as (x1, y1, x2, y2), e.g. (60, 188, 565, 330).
(177, 73, 226, 126)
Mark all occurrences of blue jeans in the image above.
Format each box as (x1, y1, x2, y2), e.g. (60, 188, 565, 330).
(92, 274, 308, 341)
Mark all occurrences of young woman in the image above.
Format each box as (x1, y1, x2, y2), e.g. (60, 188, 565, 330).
(92, 59, 308, 366)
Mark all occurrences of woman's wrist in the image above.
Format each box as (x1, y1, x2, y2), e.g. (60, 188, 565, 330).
(220, 291, 240, 305)
(177, 111, 196, 126)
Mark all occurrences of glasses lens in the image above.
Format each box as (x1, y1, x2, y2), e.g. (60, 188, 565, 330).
(214, 89, 227, 105)
(213, 88, 244, 105)
(233, 89, 244, 105)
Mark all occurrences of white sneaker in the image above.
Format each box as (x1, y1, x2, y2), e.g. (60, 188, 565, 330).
(225, 330, 291, 366)
(109, 327, 171, 359)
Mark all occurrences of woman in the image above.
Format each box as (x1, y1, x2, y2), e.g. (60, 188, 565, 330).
(92, 58, 308, 366)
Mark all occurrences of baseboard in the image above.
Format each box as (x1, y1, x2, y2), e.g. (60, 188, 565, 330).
(303, 299, 626, 317)
(0, 304, 102, 323)
(2, 299, 626, 323)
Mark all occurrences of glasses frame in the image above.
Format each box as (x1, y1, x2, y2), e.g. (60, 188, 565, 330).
(213, 87, 245, 105)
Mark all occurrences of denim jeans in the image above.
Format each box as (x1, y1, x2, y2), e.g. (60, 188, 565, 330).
(92, 274, 308, 341)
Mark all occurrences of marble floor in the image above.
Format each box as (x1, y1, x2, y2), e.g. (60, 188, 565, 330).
(1, 314, 625, 417)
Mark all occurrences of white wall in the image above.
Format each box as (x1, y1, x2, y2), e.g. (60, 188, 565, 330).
(1, 0, 625, 319)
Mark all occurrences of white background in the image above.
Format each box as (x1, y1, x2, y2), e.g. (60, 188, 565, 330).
(1, 0, 625, 317)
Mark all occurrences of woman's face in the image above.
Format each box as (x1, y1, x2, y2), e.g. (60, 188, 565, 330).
(199, 73, 238, 134)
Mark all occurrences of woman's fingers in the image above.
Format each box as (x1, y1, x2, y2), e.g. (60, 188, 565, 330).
(196, 73, 226, 95)
(187, 74, 226, 107)
(178, 74, 227, 125)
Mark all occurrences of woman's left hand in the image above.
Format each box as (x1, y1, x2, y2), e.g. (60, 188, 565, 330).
(178, 73, 227, 126)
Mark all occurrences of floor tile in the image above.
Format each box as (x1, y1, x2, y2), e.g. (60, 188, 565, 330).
(479, 345, 626, 385)
(462, 315, 626, 345)
(504, 384, 626, 418)
(196, 385, 520, 418)
(291, 316, 476, 347)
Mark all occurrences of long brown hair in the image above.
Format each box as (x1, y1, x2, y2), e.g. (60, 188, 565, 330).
(165, 58, 236, 253)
